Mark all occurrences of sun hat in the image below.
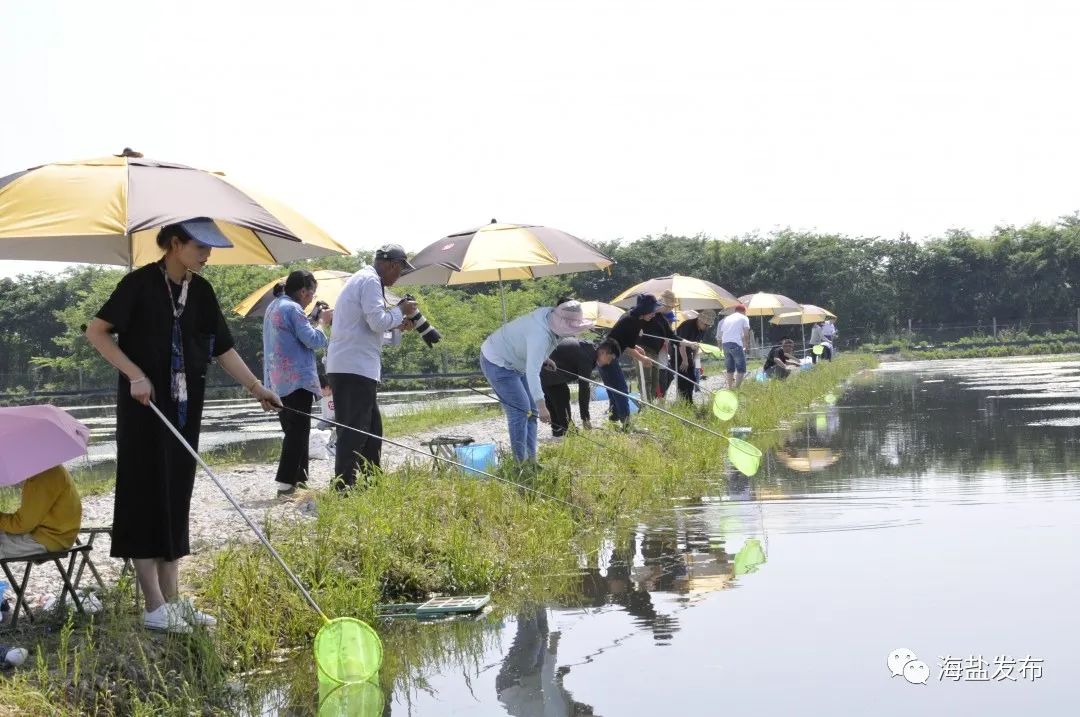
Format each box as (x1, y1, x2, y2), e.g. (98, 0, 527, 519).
(659, 290, 677, 308)
(699, 309, 717, 324)
(683, 310, 700, 321)
(630, 293, 663, 316)
(548, 300, 595, 337)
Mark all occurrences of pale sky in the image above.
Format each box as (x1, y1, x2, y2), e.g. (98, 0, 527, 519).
(2, 0, 1079, 278)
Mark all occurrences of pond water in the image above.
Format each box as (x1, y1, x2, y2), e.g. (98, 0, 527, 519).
(61, 388, 498, 469)
(352, 357, 1080, 716)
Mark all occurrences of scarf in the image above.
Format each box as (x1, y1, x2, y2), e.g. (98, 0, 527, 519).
(160, 263, 191, 428)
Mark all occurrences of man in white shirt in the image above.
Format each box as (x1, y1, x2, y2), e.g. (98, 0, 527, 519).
(716, 304, 752, 388)
(326, 245, 417, 489)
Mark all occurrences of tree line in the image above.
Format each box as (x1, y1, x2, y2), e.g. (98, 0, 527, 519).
(2, 215, 1078, 394)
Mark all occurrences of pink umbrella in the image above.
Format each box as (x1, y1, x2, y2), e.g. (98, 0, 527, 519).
(0, 405, 90, 486)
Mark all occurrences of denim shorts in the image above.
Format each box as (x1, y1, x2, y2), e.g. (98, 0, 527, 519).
(723, 342, 746, 373)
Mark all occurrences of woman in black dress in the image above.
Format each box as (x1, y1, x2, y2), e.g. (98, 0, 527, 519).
(85, 219, 281, 634)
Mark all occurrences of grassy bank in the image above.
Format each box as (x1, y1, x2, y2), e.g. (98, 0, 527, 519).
(0, 354, 873, 715)
(864, 329, 1080, 360)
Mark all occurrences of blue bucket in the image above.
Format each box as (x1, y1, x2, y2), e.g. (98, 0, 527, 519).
(593, 385, 608, 401)
(454, 443, 498, 476)
(628, 392, 641, 415)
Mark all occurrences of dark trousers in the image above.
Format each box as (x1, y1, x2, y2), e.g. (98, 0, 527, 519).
(276, 389, 315, 486)
(676, 361, 697, 402)
(543, 383, 572, 437)
(328, 373, 382, 489)
(598, 360, 631, 421)
(660, 343, 677, 395)
(542, 380, 592, 437)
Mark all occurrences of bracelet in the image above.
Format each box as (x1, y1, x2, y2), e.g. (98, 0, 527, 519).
(245, 379, 262, 394)
(130, 376, 148, 385)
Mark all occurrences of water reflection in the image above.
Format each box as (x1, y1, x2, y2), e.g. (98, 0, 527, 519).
(496, 609, 595, 716)
(274, 358, 1080, 715)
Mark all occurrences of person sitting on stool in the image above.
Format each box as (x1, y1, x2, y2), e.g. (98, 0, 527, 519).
(0, 465, 81, 559)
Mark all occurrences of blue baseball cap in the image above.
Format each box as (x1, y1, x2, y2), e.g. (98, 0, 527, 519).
(173, 218, 233, 248)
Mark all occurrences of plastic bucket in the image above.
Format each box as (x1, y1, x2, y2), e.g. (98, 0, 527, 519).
(593, 385, 609, 401)
(628, 392, 641, 415)
(318, 677, 384, 717)
(314, 617, 383, 704)
(455, 442, 498, 476)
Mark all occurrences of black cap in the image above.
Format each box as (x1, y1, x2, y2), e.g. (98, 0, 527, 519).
(375, 243, 415, 272)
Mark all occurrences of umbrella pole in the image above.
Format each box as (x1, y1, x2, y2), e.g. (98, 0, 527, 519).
(499, 270, 507, 323)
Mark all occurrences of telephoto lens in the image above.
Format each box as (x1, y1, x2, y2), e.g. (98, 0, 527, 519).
(401, 294, 442, 347)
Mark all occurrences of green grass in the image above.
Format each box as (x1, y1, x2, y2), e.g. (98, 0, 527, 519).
(0, 354, 873, 714)
(891, 341, 1080, 360)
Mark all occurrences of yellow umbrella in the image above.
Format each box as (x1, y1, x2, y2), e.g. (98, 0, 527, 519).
(769, 304, 837, 326)
(0, 149, 350, 267)
(234, 270, 403, 318)
(396, 219, 613, 321)
(777, 448, 841, 472)
(611, 274, 739, 311)
(736, 292, 801, 348)
(579, 300, 624, 329)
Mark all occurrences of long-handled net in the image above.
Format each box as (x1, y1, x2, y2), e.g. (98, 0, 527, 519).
(147, 403, 383, 696)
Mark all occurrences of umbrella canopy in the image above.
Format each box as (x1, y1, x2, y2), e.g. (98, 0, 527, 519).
(770, 304, 837, 326)
(736, 292, 801, 317)
(0, 405, 90, 486)
(397, 219, 613, 321)
(579, 300, 624, 329)
(234, 270, 401, 318)
(611, 274, 738, 311)
(0, 150, 350, 266)
(397, 220, 613, 286)
(777, 448, 841, 472)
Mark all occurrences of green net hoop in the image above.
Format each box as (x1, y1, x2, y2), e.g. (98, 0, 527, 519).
(314, 617, 383, 695)
(712, 390, 739, 421)
(728, 436, 762, 477)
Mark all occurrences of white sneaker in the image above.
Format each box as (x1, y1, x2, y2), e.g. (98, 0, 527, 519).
(143, 603, 192, 634)
(174, 596, 218, 628)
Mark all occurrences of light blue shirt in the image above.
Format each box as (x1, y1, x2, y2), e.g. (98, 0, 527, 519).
(262, 295, 329, 398)
(480, 308, 558, 402)
(325, 265, 404, 381)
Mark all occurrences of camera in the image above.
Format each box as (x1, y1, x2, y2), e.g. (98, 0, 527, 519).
(400, 294, 441, 347)
(309, 300, 330, 323)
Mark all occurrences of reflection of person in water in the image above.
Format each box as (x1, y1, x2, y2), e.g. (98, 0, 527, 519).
(726, 467, 754, 501)
(495, 608, 595, 716)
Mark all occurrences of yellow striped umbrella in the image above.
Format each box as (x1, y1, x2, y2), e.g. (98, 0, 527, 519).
(579, 300, 624, 329)
(769, 304, 837, 325)
(611, 274, 738, 311)
(736, 292, 801, 347)
(0, 149, 350, 267)
(397, 219, 613, 321)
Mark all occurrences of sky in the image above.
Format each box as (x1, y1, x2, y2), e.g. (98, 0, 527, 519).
(2, 0, 1079, 277)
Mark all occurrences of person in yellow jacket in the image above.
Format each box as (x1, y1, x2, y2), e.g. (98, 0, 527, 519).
(0, 465, 82, 558)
